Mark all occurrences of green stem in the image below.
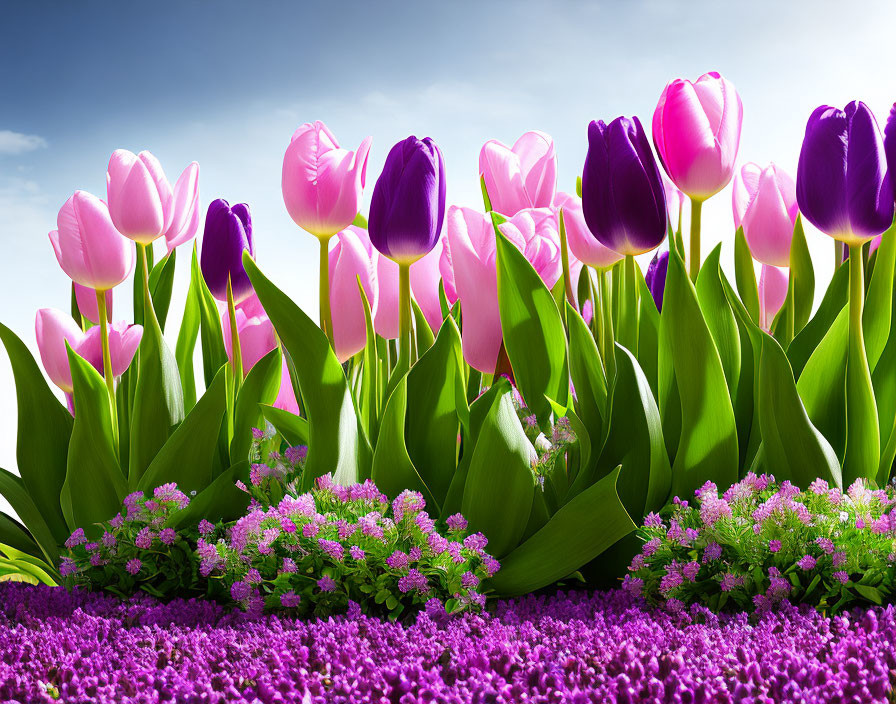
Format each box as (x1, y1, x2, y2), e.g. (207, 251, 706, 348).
(95, 288, 118, 454)
(558, 209, 575, 305)
(598, 268, 615, 378)
(588, 267, 602, 347)
(398, 262, 412, 366)
(849, 245, 866, 355)
(689, 198, 703, 282)
(621, 254, 639, 354)
(785, 269, 795, 346)
(226, 276, 243, 383)
(319, 236, 334, 346)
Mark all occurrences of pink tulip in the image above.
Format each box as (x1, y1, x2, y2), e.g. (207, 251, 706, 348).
(35, 308, 85, 394)
(410, 239, 445, 333)
(479, 131, 557, 216)
(282, 121, 372, 238)
(274, 357, 301, 415)
(759, 264, 789, 331)
(73, 284, 112, 325)
(77, 321, 144, 379)
(663, 175, 686, 231)
(554, 192, 623, 270)
(236, 291, 267, 319)
(373, 238, 444, 340)
(106, 150, 174, 244)
(164, 162, 201, 252)
(498, 207, 582, 290)
(439, 235, 458, 306)
(49, 191, 136, 290)
(652, 72, 743, 201)
(732, 163, 798, 267)
(328, 226, 378, 362)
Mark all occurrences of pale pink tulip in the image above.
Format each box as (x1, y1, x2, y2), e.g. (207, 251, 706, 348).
(106, 150, 174, 243)
(77, 321, 144, 379)
(410, 239, 445, 333)
(274, 357, 301, 415)
(373, 237, 444, 340)
(663, 175, 686, 231)
(498, 207, 581, 290)
(164, 162, 201, 252)
(554, 192, 623, 270)
(732, 162, 798, 267)
(282, 121, 372, 238)
(759, 264, 789, 331)
(652, 72, 743, 200)
(35, 308, 85, 394)
(328, 226, 378, 362)
(479, 131, 557, 216)
(49, 191, 136, 290)
(439, 234, 458, 306)
(73, 284, 112, 325)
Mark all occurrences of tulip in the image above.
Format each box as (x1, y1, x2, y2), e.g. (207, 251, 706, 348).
(439, 236, 458, 306)
(645, 250, 669, 312)
(328, 226, 378, 362)
(758, 264, 788, 332)
(35, 309, 85, 395)
(479, 131, 556, 216)
(368, 136, 446, 365)
(732, 163, 798, 267)
(73, 284, 112, 326)
(796, 101, 892, 484)
(373, 240, 444, 340)
(106, 150, 174, 245)
(582, 116, 666, 353)
(652, 72, 743, 279)
(164, 162, 201, 252)
(886, 103, 896, 202)
(497, 207, 579, 291)
(49, 191, 135, 291)
(663, 175, 685, 234)
(77, 321, 144, 380)
(554, 192, 623, 270)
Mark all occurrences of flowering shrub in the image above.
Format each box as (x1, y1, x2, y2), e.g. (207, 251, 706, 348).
(627, 474, 896, 613)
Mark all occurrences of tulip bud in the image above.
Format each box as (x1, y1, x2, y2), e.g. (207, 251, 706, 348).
(49, 191, 136, 291)
(282, 121, 372, 239)
(164, 162, 201, 252)
(77, 321, 144, 378)
(328, 226, 378, 362)
(74, 284, 112, 325)
(759, 264, 788, 332)
(582, 117, 668, 256)
(796, 101, 893, 245)
(478, 131, 557, 216)
(368, 136, 446, 264)
(554, 191, 623, 270)
(652, 72, 743, 200)
(200, 199, 255, 304)
(732, 163, 798, 267)
(35, 308, 85, 393)
(645, 250, 669, 312)
(106, 149, 174, 244)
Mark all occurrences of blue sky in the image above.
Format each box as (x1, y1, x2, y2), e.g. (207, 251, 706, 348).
(1, 0, 895, 507)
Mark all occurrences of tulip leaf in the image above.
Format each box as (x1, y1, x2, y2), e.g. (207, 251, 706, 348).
(873, 291, 896, 484)
(488, 466, 636, 596)
(0, 468, 59, 565)
(637, 270, 661, 398)
(164, 461, 251, 530)
(494, 215, 570, 426)
(352, 212, 368, 229)
(148, 249, 177, 332)
(790, 216, 815, 333)
(0, 322, 71, 545)
(63, 347, 128, 532)
(357, 278, 379, 442)
(137, 366, 227, 493)
(696, 244, 741, 401)
(189, 245, 228, 391)
(0, 513, 42, 559)
(566, 303, 607, 481)
(412, 299, 434, 357)
(244, 254, 370, 488)
(175, 246, 202, 411)
(230, 347, 282, 463)
(733, 227, 759, 324)
(260, 405, 309, 447)
(789, 263, 849, 379)
(659, 247, 738, 501)
(864, 220, 896, 371)
(460, 387, 535, 558)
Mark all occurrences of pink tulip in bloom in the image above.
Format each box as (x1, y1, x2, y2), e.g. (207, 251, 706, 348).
(328, 226, 378, 362)
(49, 191, 136, 290)
(373, 238, 445, 340)
(663, 175, 686, 231)
(439, 235, 458, 306)
(77, 322, 144, 379)
(479, 131, 557, 216)
(106, 150, 175, 243)
(759, 264, 788, 332)
(497, 207, 581, 290)
(732, 163, 798, 267)
(73, 284, 112, 325)
(164, 162, 201, 252)
(652, 72, 743, 200)
(282, 121, 372, 238)
(35, 308, 85, 394)
(554, 191, 623, 270)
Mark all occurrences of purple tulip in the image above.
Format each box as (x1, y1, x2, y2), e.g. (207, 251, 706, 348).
(645, 250, 669, 312)
(796, 101, 893, 245)
(200, 199, 255, 304)
(885, 103, 896, 203)
(582, 117, 667, 256)
(368, 136, 446, 264)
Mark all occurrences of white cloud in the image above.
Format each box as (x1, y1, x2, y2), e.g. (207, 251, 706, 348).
(0, 130, 47, 155)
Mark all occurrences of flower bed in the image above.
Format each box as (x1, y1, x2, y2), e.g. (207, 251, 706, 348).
(1, 583, 892, 703)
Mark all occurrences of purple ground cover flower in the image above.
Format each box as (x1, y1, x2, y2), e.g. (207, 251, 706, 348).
(0, 583, 893, 703)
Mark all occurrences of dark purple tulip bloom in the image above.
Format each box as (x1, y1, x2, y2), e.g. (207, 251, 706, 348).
(885, 103, 896, 203)
(645, 249, 669, 311)
(200, 199, 255, 303)
(368, 136, 446, 264)
(796, 101, 893, 245)
(582, 116, 667, 256)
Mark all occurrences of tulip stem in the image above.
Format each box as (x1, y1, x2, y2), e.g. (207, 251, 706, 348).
(226, 276, 243, 383)
(95, 288, 119, 454)
(621, 255, 639, 355)
(319, 236, 334, 347)
(398, 262, 412, 367)
(689, 198, 702, 281)
(598, 268, 616, 379)
(558, 209, 575, 306)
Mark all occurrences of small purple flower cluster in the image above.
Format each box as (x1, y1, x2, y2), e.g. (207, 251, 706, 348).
(203, 473, 496, 618)
(628, 474, 896, 613)
(1, 582, 893, 703)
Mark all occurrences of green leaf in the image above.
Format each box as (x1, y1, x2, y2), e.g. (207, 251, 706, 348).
(733, 226, 759, 324)
(488, 467, 636, 596)
(137, 366, 227, 493)
(260, 405, 309, 447)
(637, 269, 661, 398)
(0, 513, 41, 558)
(357, 278, 379, 442)
(659, 247, 738, 500)
(412, 299, 434, 357)
(190, 245, 228, 390)
(164, 461, 251, 530)
(148, 249, 177, 332)
(0, 322, 71, 544)
(854, 583, 884, 605)
(352, 212, 368, 229)
(494, 216, 570, 425)
(0, 468, 59, 564)
(566, 303, 607, 475)
(790, 215, 815, 333)
(230, 348, 282, 463)
(244, 254, 369, 488)
(63, 347, 128, 531)
(175, 246, 202, 412)
(460, 388, 535, 558)
(695, 244, 741, 401)
(789, 263, 849, 379)
(864, 219, 896, 370)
